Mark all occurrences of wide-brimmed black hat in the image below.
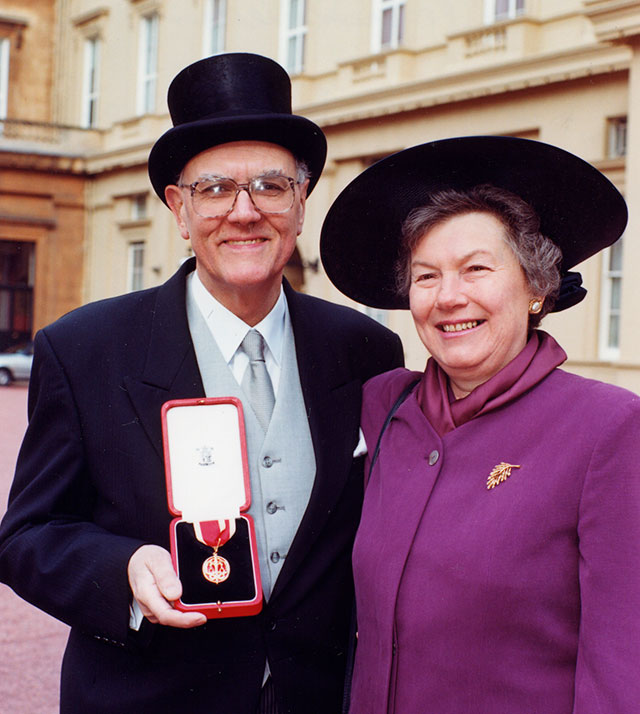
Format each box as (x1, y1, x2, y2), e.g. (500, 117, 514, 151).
(320, 136, 627, 311)
(148, 53, 327, 204)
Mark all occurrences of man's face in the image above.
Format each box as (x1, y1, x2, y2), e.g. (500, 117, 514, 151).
(165, 141, 308, 309)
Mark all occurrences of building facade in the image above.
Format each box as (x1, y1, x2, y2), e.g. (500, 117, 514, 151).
(4, 0, 640, 391)
(0, 0, 95, 349)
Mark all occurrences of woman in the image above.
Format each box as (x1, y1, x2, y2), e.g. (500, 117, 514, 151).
(320, 137, 640, 713)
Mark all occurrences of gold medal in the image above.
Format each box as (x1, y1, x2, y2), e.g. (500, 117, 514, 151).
(202, 546, 231, 584)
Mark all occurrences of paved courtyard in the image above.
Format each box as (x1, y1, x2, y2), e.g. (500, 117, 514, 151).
(0, 385, 69, 714)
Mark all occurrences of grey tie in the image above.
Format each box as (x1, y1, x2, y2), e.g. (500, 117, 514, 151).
(240, 329, 275, 432)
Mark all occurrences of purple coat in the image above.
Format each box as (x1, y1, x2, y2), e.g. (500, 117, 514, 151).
(351, 366, 640, 714)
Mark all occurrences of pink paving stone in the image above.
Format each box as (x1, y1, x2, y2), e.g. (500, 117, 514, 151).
(0, 385, 69, 714)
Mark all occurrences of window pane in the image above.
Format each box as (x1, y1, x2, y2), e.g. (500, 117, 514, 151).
(610, 277, 621, 311)
(12, 290, 31, 332)
(609, 239, 623, 272)
(608, 314, 620, 349)
(283, 0, 305, 73)
(213, 0, 222, 23)
(83, 38, 99, 128)
(129, 243, 145, 291)
(146, 17, 158, 72)
(289, 0, 301, 28)
(88, 97, 96, 126)
(0, 290, 9, 330)
(495, 0, 509, 18)
(0, 37, 10, 120)
(381, 8, 392, 47)
(89, 41, 98, 91)
(364, 306, 389, 327)
(132, 195, 147, 220)
(139, 14, 158, 114)
(608, 118, 627, 158)
(600, 239, 623, 358)
(288, 36, 298, 70)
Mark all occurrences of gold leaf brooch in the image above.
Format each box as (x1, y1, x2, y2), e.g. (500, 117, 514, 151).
(486, 462, 521, 490)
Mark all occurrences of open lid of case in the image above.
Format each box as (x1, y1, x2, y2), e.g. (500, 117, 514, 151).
(162, 397, 251, 523)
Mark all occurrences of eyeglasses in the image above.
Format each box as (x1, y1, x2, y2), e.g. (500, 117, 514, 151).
(178, 175, 299, 219)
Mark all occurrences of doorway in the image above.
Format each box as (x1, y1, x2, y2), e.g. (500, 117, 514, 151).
(0, 240, 35, 350)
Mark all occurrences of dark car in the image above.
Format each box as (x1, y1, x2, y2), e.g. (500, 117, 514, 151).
(0, 342, 34, 386)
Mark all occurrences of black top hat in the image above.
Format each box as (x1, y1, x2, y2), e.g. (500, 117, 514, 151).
(320, 136, 627, 311)
(148, 53, 327, 204)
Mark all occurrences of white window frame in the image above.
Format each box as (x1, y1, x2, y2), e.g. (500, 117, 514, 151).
(371, 0, 406, 52)
(0, 37, 10, 120)
(598, 238, 624, 361)
(128, 242, 145, 292)
(484, 0, 525, 24)
(280, 0, 306, 75)
(137, 13, 159, 116)
(203, 0, 226, 56)
(81, 36, 100, 128)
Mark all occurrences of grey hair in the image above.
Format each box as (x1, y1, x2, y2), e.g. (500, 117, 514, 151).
(395, 184, 562, 327)
(295, 158, 311, 185)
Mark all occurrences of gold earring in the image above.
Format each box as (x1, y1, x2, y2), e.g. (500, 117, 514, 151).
(528, 298, 543, 315)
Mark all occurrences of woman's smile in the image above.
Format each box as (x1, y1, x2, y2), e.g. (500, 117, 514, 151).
(438, 319, 484, 333)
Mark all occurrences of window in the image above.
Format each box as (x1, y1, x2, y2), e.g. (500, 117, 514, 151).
(137, 13, 159, 116)
(131, 194, 147, 221)
(373, 0, 405, 52)
(599, 238, 623, 360)
(128, 242, 145, 292)
(484, 0, 525, 23)
(82, 37, 100, 128)
(607, 117, 627, 158)
(203, 0, 226, 56)
(362, 305, 389, 328)
(281, 0, 306, 75)
(0, 37, 9, 120)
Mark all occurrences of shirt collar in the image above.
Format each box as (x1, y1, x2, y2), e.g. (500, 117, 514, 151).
(188, 270, 286, 365)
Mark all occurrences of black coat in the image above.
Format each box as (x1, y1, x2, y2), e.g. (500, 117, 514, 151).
(0, 258, 403, 713)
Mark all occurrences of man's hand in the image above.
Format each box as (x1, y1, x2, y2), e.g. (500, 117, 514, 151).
(127, 544, 207, 628)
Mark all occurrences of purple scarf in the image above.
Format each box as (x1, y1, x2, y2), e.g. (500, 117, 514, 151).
(416, 330, 567, 436)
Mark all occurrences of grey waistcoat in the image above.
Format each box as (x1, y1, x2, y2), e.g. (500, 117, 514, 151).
(186, 290, 316, 599)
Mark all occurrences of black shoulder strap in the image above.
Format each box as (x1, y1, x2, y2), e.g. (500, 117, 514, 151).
(367, 377, 420, 483)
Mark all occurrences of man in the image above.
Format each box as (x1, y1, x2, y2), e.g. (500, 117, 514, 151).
(0, 53, 403, 713)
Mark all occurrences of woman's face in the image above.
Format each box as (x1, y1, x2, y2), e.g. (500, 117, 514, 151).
(409, 211, 535, 399)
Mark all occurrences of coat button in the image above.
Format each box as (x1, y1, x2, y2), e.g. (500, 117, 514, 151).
(270, 551, 281, 563)
(428, 450, 439, 466)
(266, 501, 278, 515)
(262, 456, 273, 468)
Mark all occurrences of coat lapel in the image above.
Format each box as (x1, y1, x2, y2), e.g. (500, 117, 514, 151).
(124, 258, 205, 461)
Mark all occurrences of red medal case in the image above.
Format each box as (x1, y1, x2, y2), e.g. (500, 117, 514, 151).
(161, 397, 262, 618)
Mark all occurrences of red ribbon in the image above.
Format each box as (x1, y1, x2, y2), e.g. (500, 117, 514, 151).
(193, 519, 236, 547)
